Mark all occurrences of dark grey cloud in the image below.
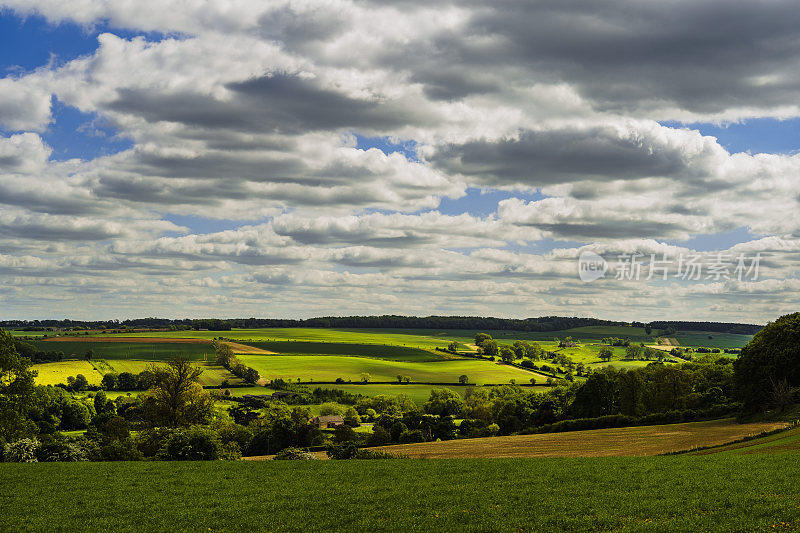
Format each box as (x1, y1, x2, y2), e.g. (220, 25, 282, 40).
(531, 221, 687, 240)
(429, 126, 702, 186)
(389, 0, 800, 115)
(107, 74, 415, 135)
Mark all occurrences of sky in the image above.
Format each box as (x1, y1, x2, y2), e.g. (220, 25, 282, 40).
(0, 1, 799, 323)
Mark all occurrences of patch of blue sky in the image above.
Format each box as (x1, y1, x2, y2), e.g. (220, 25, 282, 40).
(162, 214, 263, 236)
(661, 118, 800, 155)
(0, 11, 178, 161)
(667, 227, 761, 252)
(437, 187, 545, 217)
(354, 134, 420, 162)
(0, 10, 172, 74)
(41, 98, 134, 161)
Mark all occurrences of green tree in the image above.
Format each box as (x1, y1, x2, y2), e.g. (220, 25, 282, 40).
(598, 347, 613, 362)
(117, 372, 138, 390)
(458, 374, 469, 384)
(0, 329, 38, 443)
(70, 374, 89, 392)
(499, 346, 515, 363)
(60, 401, 91, 430)
(734, 313, 800, 411)
(423, 388, 465, 417)
(101, 373, 119, 391)
(525, 342, 543, 360)
(141, 356, 215, 427)
(447, 341, 459, 352)
(474, 333, 492, 347)
(625, 344, 643, 360)
(214, 342, 234, 368)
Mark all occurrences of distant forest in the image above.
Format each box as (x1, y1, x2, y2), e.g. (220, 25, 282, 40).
(0, 315, 764, 334)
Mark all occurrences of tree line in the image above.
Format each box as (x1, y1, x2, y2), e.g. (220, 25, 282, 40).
(0, 315, 763, 334)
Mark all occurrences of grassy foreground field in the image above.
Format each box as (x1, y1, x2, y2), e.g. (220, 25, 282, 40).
(2, 454, 800, 532)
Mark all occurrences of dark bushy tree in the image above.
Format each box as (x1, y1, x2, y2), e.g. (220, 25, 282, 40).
(735, 312, 800, 411)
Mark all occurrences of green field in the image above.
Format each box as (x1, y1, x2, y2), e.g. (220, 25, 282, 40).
(29, 340, 213, 361)
(7, 330, 47, 337)
(32, 361, 103, 386)
(94, 360, 241, 387)
(118, 328, 455, 349)
(94, 326, 754, 350)
(2, 455, 799, 532)
(240, 341, 444, 361)
(238, 355, 542, 385)
(673, 332, 753, 348)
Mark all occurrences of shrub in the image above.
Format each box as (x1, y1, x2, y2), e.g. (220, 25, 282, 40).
(60, 401, 91, 430)
(274, 447, 316, 460)
(160, 427, 222, 461)
(38, 440, 89, 462)
(100, 439, 143, 461)
(398, 429, 425, 443)
(326, 443, 405, 460)
(4, 438, 40, 462)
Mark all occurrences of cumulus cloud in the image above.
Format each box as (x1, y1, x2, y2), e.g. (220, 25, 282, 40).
(1, 0, 799, 321)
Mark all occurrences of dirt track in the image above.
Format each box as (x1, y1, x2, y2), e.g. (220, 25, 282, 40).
(221, 342, 275, 354)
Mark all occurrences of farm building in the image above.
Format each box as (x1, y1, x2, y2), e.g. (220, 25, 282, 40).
(312, 415, 345, 429)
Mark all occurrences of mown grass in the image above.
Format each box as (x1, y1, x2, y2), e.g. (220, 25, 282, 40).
(29, 340, 213, 361)
(240, 340, 444, 361)
(237, 355, 540, 385)
(689, 427, 800, 456)
(2, 455, 800, 532)
(374, 419, 787, 458)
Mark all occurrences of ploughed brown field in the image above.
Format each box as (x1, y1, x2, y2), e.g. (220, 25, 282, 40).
(372, 419, 788, 459)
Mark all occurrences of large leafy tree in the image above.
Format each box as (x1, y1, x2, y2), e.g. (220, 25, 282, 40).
(735, 312, 800, 411)
(141, 356, 215, 427)
(0, 329, 38, 444)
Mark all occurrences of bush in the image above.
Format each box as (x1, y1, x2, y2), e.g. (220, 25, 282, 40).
(398, 429, 425, 443)
(160, 427, 222, 461)
(4, 438, 40, 462)
(100, 439, 143, 461)
(38, 440, 89, 462)
(274, 447, 316, 460)
(326, 443, 404, 460)
(61, 401, 91, 430)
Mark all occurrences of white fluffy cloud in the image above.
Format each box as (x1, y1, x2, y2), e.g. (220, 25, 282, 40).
(1, 0, 800, 321)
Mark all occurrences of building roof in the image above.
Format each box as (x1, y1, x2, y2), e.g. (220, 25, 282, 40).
(314, 415, 344, 423)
